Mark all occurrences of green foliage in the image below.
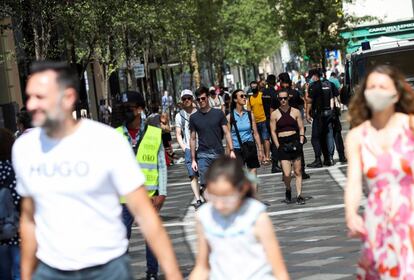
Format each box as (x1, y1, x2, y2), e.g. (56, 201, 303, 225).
(2, 0, 281, 86)
(275, 0, 367, 66)
(221, 0, 281, 65)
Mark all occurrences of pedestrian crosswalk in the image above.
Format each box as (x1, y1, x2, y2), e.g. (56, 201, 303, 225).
(128, 115, 357, 279)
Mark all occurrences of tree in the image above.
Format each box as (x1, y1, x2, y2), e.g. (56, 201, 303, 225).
(221, 0, 281, 66)
(275, 0, 370, 69)
(1, 0, 66, 60)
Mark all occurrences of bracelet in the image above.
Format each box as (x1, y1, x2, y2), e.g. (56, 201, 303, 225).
(300, 135, 305, 137)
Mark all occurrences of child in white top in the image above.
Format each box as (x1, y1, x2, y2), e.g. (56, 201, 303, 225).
(190, 157, 289, 280)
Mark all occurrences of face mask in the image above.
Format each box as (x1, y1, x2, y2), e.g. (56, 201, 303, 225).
(123, 109, 136, 124)
(251, 88, 258, 94)
(364, 89, 397, 112)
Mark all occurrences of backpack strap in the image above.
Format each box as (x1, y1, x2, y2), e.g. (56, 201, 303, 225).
(230, 110, 244, 148)
(179, 109, 189, 131)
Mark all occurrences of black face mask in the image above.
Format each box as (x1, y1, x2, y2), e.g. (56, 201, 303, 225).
(123, 109, 136, 124)
(251, 88, 258, 94)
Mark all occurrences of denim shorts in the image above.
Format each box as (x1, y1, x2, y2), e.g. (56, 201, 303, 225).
(256, 121, 270, 141)
(33, 254, 133, 280)
(197, 150, 223, 186)
(185, 148, 198, 178)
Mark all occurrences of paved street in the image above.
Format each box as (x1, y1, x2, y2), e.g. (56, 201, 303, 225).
(128, 116, 361, 280)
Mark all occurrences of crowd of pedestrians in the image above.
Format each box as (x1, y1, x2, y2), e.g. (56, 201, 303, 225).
(3, 60, 414, 280)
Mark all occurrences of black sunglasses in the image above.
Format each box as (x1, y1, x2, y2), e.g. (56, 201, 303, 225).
(239, 94, 247, 99)
(278, 97, 288, 101)
(197, 96, 207, 102)
(181, 96, 192, 101)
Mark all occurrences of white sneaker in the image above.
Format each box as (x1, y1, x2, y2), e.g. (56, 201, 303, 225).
(176, 157, 185, 164)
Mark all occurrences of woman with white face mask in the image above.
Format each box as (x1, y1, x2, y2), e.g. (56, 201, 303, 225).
(345, 65, 414, 279)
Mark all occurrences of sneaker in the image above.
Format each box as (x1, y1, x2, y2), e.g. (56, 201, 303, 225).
(176, 157, 185, 164)
(302, 172, 310, 180)
(194, 200, 203, 210)
(271, 165, 282, 173)
(285, 189, 292, 203)
(323, 159, 335, 166)
(339, 157, 348, 164)
(307, 159, 323, 168)
(296, 195, 306, 205)
(146, 273, 158, 280)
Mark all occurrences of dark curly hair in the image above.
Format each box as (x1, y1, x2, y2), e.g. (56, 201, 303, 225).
(348, 65, 414, 128)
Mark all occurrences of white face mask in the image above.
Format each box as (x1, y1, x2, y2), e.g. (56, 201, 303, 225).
(364, 89, 397, 112)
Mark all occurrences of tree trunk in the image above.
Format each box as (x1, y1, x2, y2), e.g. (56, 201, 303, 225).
(215, 61, 223, 86)
(143, 48, 152, 103)
(191, 44, 200, 88)
(321, 47, 327, 74)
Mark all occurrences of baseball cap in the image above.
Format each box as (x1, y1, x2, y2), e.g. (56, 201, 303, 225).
(180, 89, 194, 99)
(120, 91, 145, 108)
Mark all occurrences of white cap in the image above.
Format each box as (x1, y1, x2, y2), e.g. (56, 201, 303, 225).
(180, 89, 194, 99)
(209, 86, 215, 91)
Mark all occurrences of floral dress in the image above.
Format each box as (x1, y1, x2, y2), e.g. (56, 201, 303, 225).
(0, 160, 20, 246)
(358, 119, 414, 279)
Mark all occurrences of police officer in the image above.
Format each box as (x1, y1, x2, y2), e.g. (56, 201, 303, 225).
(305, 69, 337, 167)
(116, 91, 167, 280)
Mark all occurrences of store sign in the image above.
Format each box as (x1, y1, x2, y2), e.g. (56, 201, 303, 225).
(133, 64, 145, 78)
(369, 22, 414, 34)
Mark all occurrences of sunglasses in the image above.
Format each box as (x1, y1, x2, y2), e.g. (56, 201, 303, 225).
(181, 96, 192, 101)
(278, 97, 288, 101)
(239, 94, 247, 99)
(196, 96, 207, 102)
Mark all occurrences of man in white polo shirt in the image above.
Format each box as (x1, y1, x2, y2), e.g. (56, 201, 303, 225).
(12, 61, 182, 280)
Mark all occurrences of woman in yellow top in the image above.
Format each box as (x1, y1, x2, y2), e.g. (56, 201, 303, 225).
(248, 80, 271, 165)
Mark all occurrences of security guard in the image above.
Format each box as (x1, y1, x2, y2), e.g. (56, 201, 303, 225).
(116, 91, 167, 280)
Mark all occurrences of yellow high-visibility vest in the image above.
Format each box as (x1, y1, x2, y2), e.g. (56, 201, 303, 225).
(116, 125, 162, 202)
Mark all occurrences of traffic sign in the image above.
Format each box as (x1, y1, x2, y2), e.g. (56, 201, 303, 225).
(133, 64, 145, 78)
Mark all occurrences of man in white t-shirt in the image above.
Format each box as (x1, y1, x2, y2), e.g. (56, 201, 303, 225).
(175, 90, 203, 209)
(13, 61, 182, 280)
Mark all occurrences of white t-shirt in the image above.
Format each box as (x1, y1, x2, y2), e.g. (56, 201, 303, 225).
(12, 119, 145, 270)
(209, 95, 224, 110)
(175, 109, 197, 150)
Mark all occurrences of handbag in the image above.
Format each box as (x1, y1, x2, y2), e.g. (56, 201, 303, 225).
(231, 111, 258, 161)
(281, 140, 301, 153)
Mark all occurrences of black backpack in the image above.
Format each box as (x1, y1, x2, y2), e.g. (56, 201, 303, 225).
(0, 170, 18, 241)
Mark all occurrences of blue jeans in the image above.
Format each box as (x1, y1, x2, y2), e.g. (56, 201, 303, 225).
(197, 150, 222, 186)
(121, 204, 134, 240)
(256, 121, 270, 141)
(185, 148, 198, 178)
(32, 254, 133, 280)
(0, 244, 20, 280)
(121, 204, 158, 275)
(146, 243, 158, 275)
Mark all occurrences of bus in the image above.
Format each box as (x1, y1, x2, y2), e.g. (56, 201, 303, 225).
(344, 38, 414, 98)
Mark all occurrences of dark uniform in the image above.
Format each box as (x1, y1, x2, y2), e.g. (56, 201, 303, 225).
(308, 79, 338, 166)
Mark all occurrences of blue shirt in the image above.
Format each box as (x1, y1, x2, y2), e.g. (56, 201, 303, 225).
(329, 77, 340, 90)
(230, 110, 254, 149)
